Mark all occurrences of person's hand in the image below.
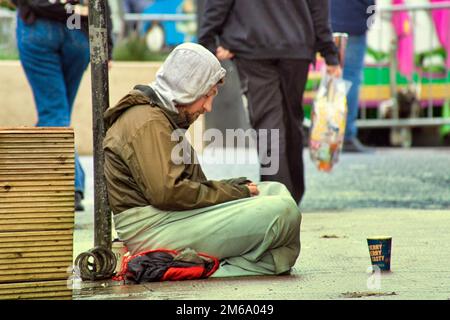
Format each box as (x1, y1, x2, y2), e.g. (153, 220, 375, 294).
(216, 46, 235, 61)
(326, 64, 342, 78)
(246, 182, 259, 197)
(108, 60, 113, 70)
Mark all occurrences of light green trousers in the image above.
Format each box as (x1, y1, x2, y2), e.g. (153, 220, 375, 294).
(113, 182, 302, 277)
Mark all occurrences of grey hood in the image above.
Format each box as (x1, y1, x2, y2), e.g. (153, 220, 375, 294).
(149, 43, 226, 113)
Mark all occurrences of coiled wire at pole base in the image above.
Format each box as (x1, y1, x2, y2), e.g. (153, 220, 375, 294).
(75, 246, 117, 281)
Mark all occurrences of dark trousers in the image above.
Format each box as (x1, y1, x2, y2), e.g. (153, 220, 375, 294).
(234, 58, 310, 204)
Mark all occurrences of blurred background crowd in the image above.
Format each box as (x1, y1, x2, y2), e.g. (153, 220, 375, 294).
(1, 0, 448, 149)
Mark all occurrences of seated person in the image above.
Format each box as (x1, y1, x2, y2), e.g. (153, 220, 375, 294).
(103, 43, 302, 277)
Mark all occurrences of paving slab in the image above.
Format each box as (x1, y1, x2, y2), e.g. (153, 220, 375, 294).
(73, 209, 450, 300)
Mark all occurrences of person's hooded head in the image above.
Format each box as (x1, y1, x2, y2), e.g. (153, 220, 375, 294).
(149, 43, 226, 125)
(104, 43, 225, 130)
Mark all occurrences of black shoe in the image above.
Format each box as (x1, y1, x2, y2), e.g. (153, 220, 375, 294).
(279, 268, 292, 276)
(75, 191, 85, 212)
(343, 138, 374, 154)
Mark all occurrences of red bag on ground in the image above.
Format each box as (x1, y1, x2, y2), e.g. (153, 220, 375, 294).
(113, 248, 219, 283)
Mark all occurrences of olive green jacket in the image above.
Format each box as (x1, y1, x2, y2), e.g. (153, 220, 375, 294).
(103, 85, 251, 214)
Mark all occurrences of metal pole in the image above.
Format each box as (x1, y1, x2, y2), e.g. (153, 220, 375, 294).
(88, 0, 111, 250)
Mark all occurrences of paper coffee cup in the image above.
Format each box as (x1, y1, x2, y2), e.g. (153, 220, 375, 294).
(367, 236, 392, 272)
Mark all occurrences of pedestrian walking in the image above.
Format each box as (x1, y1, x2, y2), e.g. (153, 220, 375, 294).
(198, 0, 341, 204)
(12, 0, 114, 210)
(331, 0, 375, 153)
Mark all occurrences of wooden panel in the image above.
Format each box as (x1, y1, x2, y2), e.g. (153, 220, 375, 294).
(0, 235, 72, 244)
(0, 159, 75, 165)
(0, 280, 72, 300)
(0, 169, 75, 175)
(0, 133, 73, 138)
(0, 164, 75, 170)
(0, 202, 73, 209)
(0, 291, 72, 300)
(0, 257, 72, 265)
(0, 196, 74, 203)
(0, 186, 73, 193)
(0, 273, 70, 283)
(0, 175, 74, 181)
(0, 240, 73, 248)
(0, 279, 68, 290)
(0, 138, 74, 143)
(0, 217, 74, 224)
(0, 202, 73, 208)
(0, 128, 74, 297)
(0, 250, 72, 260)
(0, 149, 74, 154)
(0, 266, 69, 276)
(0, 213, 74, 219)
(0, 223, 74, 232)
(0, 180, 74, 187)
(0, 230, 72, 239)
(0, 285, 70, 295)
(0, 191, 73, 197)
(0, 262, 71, 272)
(0, 245, 73, 254)
(0, 154, 74, 159)
(0, 207, 73, 214)
(0, 143, 75, 149)
(36, 296, 72, 300)
(0, 195, 74, 203)
(0, 127, 75, 133)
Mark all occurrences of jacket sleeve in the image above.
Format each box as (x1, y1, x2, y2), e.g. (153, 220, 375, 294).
(198, 0, 235, 54)
(306, 0, 339, 66)
(126, 120, 251, 211)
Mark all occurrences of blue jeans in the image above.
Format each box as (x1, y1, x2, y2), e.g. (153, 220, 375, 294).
(16, 17, 90, 195)
(343, 34, 367, 141)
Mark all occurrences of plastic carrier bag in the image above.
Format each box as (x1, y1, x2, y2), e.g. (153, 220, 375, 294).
(309, 73, 351, 172)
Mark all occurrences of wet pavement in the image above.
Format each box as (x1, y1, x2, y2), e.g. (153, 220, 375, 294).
(301, 147, 450, 211)
(73, 147, 450, 300)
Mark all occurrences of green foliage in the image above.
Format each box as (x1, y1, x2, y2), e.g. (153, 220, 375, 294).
(0, 50, 18, 60)
(112, 33, 169, 62)
(367, 47, 390, 62)
(0, 0, 15, 10)
(367, 46, 448, 75)
(439, 100, 450, 138)
(415, 48, 447, 74)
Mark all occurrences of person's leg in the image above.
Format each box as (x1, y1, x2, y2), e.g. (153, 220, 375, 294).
(234, 58, 294, 196)
(114, 182, 302, 277)
(61, 28, 91, 196)
(61, 28, 90, 113)
(16, 18, 69, 127)
(343, 34, 367, 141)
(278, 59, 311, 204)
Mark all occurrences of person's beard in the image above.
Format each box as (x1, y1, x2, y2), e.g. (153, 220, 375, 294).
(180, 109, 201, 126)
